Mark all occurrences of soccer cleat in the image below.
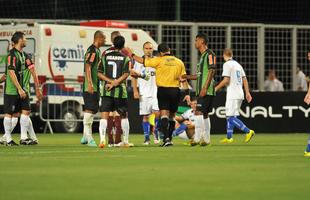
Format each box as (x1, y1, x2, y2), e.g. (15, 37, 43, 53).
(304, 151, 310, 157)
(29, 140, 39, 145)
(108, 144, 114, 148)
(200, 141, 211, 146)
(244, 130, 255, 143)
(161, 139, 173, 147)
(143, 140, 150, 145)
(118, 142, 134, 148)
(20, 138, 33, 145)
(189, 140, 199, 146)
(0, 136, 6, 145)
(87, 139, 97, 147)
(220, 138, 234, 144)
(80, 136, 88, 145)
(6, 140, 19, 146)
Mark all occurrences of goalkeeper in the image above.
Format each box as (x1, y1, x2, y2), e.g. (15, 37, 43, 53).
(131, 42, 160, 145)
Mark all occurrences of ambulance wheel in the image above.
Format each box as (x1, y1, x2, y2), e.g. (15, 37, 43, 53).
(54, 105, 82, 133)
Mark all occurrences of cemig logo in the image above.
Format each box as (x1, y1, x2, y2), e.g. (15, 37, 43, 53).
(50, 44, 85, 71)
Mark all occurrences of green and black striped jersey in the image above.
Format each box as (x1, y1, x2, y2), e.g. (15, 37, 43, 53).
(5, 48, 34, 95)
(83, 44, 101, 92)
(99, 49, 130, 99)
(196, 49, 216, 96)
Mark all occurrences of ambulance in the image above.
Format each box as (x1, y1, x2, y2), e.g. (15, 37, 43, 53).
(0, 20, 157, 133)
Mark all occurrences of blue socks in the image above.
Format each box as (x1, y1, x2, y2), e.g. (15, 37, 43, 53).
(226, 119, 234, 139)
(142, 121, 150, 141)
(172, 123, 187, 137)
(226, 116, 250, 138)
(306, 137, 310, 152)
(154, 118, 159, 140)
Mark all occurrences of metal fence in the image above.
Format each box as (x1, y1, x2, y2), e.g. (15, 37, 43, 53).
(39, 82, 85, 134)
(127, 21, 310, 91)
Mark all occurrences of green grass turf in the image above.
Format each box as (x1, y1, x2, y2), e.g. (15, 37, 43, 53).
(0, 133, 309, 200)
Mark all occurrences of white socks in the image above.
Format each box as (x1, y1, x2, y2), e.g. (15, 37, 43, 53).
(121, 118, 130, 144)
(3, 117, 13, 143)
(193, 115, 205, 143)
(99, 119, 107, 144)
(203, 117, 211, 143)
(83, 112, 94, 142)
(20, 114, 37, 141)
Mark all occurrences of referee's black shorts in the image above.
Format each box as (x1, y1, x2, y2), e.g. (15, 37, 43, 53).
(157, 87, 180, 113)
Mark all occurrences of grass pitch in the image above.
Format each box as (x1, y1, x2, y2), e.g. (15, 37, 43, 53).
(0, 133, 309, 200)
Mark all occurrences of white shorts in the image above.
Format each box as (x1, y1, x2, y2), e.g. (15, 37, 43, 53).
(225, 99, 243, 117)
(139, 96, 159, 115)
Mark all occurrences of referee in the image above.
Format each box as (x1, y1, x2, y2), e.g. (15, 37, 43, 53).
(126, 44, 187, 146)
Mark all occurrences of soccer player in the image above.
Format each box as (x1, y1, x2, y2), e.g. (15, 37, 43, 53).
(173, 98, 197, 141)
(303, 49, 310, 157)
(81, 31, 106, 147)
(132, 41, 160, 145)
(215, 48, 255, 143)
(184, 33, 216, 146)
(126, 43, 187, 147)
(103, 31, 123, 147)
(3, 31, 42, 146)
(98, 35, 132, 147)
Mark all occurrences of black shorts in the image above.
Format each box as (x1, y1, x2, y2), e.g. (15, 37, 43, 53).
(4, 94, 31, 114)
(100, 96, 128, 116)
(157, 87, 180, 113)
(196, 95, 214, 114)
(83, 92, 99, 113)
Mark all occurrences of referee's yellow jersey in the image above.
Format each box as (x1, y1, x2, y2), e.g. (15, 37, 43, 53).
(144, 55, 186, 88)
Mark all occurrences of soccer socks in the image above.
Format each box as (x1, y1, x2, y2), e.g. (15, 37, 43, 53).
(99, 119, 107, 144)
(228, 116, 250, 133)
(107, 116, 114, 145)
(226, 118, 234, 139)
(203, 117, 211, 143)
(168, 119, 176, 141)
(20, 114, 30, 140)
(142, 121, 150, 142)
(28, 117, 38, 141)
(306, 137, 310, 152)
(3, 117, 13, 142)
(83, 112, 94, 142)
(11, 117, 18, 131)
(160, 116, 169, 141)
(193, 115, 204, 143)
(121, 118, 130, 144)
(173, 123, 187, 137)
(114, 116, 122, 144)
(154, 118, 159, 140)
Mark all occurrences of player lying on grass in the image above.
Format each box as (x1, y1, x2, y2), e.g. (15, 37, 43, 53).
(215, 48, 255, 144)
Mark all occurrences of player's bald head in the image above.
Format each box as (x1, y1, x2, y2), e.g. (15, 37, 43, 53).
(94, 30, 104, 40)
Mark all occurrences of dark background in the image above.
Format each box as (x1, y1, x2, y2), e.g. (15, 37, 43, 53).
(0, 0, 309, 24)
